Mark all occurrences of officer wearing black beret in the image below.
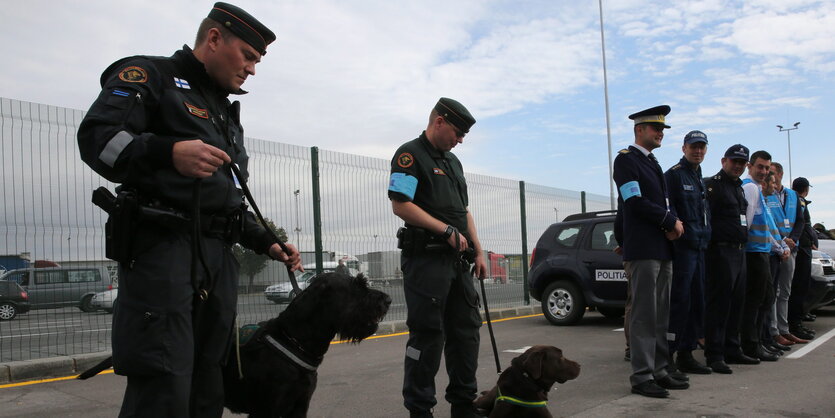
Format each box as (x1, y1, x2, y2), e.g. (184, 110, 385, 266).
(614, 105, 687, 398)
(389, 98, 486, 418)
(664, 130, 712, 375)
(77, 3, 301, 417)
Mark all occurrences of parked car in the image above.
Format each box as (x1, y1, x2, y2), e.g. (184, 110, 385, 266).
(815, 238, 835, 258)
(90, 288, 118, 313)
(807, 250, 835, 312)
(0, 265, 115, 312)
(528, 210, 625, 325)
(264, 266, 337, 304)
(0, 280, 30, 320)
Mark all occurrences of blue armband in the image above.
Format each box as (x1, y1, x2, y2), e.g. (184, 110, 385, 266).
(389, 172, 418, 200)
(619, 181, 642, 201)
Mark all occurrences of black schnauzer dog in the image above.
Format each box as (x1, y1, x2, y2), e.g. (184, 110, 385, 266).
(223, 272, 391, 417)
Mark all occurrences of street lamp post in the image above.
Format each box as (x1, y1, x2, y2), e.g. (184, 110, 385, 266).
(777, 122, 800, 183)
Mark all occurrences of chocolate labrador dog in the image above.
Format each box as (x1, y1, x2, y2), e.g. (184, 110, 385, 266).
(473, 345, 580, 418)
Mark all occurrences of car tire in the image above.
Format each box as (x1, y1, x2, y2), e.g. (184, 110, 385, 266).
(597, 306, 625, 319)
(0, 303, 17, 320)
(79, 294, 96, 313)
(541, 280, 586, 326)
(105, 299, 115, 314)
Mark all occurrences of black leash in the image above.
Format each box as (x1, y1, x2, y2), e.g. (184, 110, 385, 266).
(229, 164, 300, 293)
(479, 269, 502, 374)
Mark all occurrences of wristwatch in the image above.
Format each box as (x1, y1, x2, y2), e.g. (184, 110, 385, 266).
(442, 225, 456, 240)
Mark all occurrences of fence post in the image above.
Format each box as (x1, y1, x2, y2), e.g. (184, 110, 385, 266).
(311, 146, 324, 274)
(581, 191, 587, 213)
(519, 181, 530, 305)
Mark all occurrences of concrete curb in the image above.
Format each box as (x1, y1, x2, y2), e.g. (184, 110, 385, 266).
(0, 305, 542, 384)
(0, 352, 112, 384)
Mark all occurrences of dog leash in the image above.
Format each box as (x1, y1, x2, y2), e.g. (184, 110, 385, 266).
(230, 164, 301, 293)
(478, 266, 502, 374)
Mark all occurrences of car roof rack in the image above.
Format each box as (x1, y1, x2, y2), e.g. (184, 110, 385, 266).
(562, 210, 618, 222)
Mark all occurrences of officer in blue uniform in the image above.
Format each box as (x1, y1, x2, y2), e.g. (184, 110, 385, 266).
(614, 105, 687, 399)
(664, 130, 712, 375)
(77, 4, 301, 417)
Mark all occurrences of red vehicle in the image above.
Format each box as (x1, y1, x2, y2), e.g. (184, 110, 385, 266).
(486, 252, 508, 283)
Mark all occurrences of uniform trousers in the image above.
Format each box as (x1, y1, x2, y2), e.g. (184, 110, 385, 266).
(788, 248, 813, 326)
(668, 244, 705, 353)
(703, 244, 746, 363)
(741, 252, 773, 353)
(401, 252, 482, 414)
(766, 253, 795, 337)
(114, 224, 238, 418)
(624, 259, 672, 386)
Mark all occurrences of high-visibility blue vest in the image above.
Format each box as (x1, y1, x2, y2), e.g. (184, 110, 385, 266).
(766, 188, 797, 236)
(743, 179, 780, 253)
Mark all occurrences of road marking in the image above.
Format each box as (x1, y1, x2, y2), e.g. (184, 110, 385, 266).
(504, 346, 532, 353)
(613, 328, 624, 331)
(0, 328, 112, 339)
(785, 327, 835, 359)
(0, 369, 115, 389)
(1, 313, 546, 388)
(332, 313, 545, 344)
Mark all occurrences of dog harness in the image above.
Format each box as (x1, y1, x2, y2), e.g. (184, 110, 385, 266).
(495, 387, 547, 408)
(263, 334, 318, 371)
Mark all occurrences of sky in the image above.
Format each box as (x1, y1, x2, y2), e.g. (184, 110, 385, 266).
(2, 0, 834, 228)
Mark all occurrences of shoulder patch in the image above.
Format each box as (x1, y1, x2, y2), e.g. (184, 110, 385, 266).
(397, 152, 414, 168)
(118, 66, 148, 83)
(618, 149, 631, 154)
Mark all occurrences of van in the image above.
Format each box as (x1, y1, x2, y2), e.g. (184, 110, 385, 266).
(0, 266, 115, 312)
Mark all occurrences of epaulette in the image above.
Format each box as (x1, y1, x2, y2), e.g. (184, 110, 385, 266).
(670, 164, 682, 170)
(618, 149, 630, 154)
(713, 174, 721, 180)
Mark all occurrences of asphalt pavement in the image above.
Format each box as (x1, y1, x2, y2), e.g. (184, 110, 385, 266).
(1, 306, 834, 417)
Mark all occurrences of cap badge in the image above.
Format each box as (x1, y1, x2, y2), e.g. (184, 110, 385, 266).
(397, 152, 414, 168)
(184, 102, 208, 119)
(118, 66, 148, 83)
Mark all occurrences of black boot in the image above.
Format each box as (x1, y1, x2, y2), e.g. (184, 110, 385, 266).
(676, 350, 712, 374)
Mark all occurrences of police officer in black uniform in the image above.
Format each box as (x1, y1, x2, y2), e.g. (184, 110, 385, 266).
(665, 130, 712, 375)
(388, 98, 487, 418)
(787, 177, 818, 340)
(77, 3, 301, 417)
(703, 144, 759, 373)
(614, 105, 687, 399)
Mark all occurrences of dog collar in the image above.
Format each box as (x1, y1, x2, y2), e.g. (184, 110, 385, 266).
(495, 387, 547, 408)
(264, 334, 319, 371)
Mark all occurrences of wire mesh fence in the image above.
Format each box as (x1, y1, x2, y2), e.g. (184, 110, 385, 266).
(0, 98, 610, 362)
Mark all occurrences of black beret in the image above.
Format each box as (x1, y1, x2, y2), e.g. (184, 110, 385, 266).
(208, 2, 276, 55)
(434, 97, 476, 133)
(629, 105, 671, 128)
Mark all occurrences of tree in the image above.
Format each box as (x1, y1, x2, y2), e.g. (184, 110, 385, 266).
(232, 218, 288, 293)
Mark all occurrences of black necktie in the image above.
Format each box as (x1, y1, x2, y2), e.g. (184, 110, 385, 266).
(648, 153, 658, 165)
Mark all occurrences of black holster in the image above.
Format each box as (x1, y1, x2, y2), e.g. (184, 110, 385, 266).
(92, 187, 139, 263)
